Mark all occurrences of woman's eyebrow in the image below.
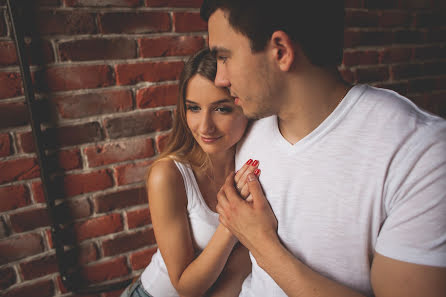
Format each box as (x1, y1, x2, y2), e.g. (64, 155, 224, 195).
(186, 98, 232, 105)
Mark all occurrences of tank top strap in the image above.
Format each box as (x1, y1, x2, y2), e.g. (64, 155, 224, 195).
(173, 160, 200, 211)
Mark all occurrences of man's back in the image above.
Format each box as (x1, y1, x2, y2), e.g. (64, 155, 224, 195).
(235, 85, 446, 296)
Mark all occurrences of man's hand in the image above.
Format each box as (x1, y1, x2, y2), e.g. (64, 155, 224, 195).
(216, 170, 278, 258)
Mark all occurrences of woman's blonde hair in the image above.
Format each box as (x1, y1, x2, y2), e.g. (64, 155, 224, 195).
(155, 48, 218, 170)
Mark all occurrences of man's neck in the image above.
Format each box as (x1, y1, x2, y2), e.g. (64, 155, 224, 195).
(277, 68, 351, 145)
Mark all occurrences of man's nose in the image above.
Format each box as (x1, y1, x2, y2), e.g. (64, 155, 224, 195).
(214, 65, 230, 88)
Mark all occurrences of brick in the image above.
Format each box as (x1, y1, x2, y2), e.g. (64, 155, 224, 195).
(64, 0, 140, 7)
(400, 0, 434, 9)
(155, 133, 170, 153)
(54, 197, 92, 223)
(48, 148, 83, 171)
(0, 41, 18, 66)
(45, 122, 104, 148)
(67, 213, 123, 243)
(94, 187, 146, 213)
(2, 279, 54, 297)
(0, 157, 40, 184)
(36, 11, 96, 35)
(379, 47, 413, 64)
(51, 89, 132, 120)
(115, 160, 153, 185)
(342, 50, 379, 66)
(345, 0, 363, 8)
(0, 185, 31, 212)
(427, 28, 446, 42)
(10, 207, 50, 233)
(84, 138, 155, 167)
(115, 61, 183, 85)
(127, 206, 151, 229)
(65, 243, 99, 266)
(139, 35, 204, 58)
(37, 65, 114, 92)
(145, 0, 202, 7)
(363, 0, 399, 9)
(105, 110, 172, 139)
(23, 39, 55, 66)
(0, 233, 44, 265)
(394, 30, 426, 44)
(19, 254, 58, 280)
(414, 45, 446, 60)
(32, 181, 46, 203)
(0, 72, 22, 100)
(57, 169, 113, 198)
(423, 61, 446, 76)
(355, 66, 389, 83)
(0, 266, 16, 290)
(103, 289, 126, 297)
(0, 133, 11, 157)
(80, 256, 128, 284)
(37, 0, 60, 5)
(423, 92, 446, 118)
(408, 78, 436, 93)
(16, 131, 34, 153)
(130, 247, 157, 270)
(59, 38, 136, 61)
(99, 12, 170, 34)
(378, 11, 411, 27)
(344, 29, 393, 48)
(374, 82, 409, 96)
(391, 63, 423, 80)
(136, 84, 178, 109)
(345, 10, 378, 27)
(0, 101, 29, 129)
(339, 68, 355, 84)
(102, 228, 155, 256)
(173, 12, 207, 32)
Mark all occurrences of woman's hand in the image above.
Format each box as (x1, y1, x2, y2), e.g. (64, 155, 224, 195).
(234, 159, 260, 201)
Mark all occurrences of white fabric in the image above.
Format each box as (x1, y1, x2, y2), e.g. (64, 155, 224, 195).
(141, 160, 219, 297)
(236, 84, 446, 297)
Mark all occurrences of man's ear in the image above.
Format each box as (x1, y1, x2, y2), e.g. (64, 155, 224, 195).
(270, 31, 295, 72)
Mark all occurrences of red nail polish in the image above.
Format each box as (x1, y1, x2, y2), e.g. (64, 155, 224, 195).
(246, 159, 253, 165)
(254, 169, 260, 176)
(252, 160, 259, 167)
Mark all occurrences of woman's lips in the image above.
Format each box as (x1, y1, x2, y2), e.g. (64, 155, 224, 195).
(234, 97, 240, 105)
(201, 136, 222, 143)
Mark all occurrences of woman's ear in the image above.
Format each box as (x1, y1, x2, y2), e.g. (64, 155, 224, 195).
(270, 31, 295, 72)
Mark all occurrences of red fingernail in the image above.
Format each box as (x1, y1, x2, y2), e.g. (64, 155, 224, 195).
(254, 169, 260, 176)
(246, 159, 253, 165)
(252, 160, 259, 166)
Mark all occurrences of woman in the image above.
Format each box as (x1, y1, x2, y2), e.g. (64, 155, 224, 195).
(121, 48, 260, 297)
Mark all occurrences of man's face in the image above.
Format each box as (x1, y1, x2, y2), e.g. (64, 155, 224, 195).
(208, 9, 279, 119)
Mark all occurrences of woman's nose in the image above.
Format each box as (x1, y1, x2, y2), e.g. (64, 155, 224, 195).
(199, 112, 216, 134)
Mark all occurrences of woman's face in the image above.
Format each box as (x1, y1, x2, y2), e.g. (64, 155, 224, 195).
(185, 74, 248, 156)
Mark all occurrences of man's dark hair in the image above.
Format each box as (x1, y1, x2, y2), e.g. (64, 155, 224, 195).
(201, 0, 345, 68)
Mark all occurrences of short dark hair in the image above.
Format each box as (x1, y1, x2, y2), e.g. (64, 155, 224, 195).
(201, 0, 345, 68)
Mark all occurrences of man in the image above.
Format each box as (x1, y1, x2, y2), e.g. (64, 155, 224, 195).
(201, 1, 446, 297)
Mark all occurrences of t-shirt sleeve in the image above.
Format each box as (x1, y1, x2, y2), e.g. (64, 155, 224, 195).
(375, 125, 446, 267)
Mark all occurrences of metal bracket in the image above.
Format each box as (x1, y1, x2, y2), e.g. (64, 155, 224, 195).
(6, 0, 132, 293)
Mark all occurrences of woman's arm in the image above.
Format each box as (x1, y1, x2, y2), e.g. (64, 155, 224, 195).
(147, 159, 238, 297)
(205, 243, 252, 297)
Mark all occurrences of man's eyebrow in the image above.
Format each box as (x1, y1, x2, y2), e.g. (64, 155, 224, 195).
(210, 47, 231, 56)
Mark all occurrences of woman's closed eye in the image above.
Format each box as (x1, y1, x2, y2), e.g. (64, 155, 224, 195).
(215, 106, 233, 113)
(186, 104, 200, 112)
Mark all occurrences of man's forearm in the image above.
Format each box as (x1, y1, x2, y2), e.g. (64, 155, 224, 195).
(254, 238, 366, 297)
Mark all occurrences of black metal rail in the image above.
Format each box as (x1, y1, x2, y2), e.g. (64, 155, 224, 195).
(6, 0, 132, 294)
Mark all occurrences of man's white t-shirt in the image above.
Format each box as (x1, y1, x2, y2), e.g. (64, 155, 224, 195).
(235, 84, 446, 297)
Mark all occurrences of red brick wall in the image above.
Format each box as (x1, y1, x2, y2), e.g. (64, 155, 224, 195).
(0, 0, 445, 296)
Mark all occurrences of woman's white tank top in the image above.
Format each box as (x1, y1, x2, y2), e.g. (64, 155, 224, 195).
(140, 160, 219, 297)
